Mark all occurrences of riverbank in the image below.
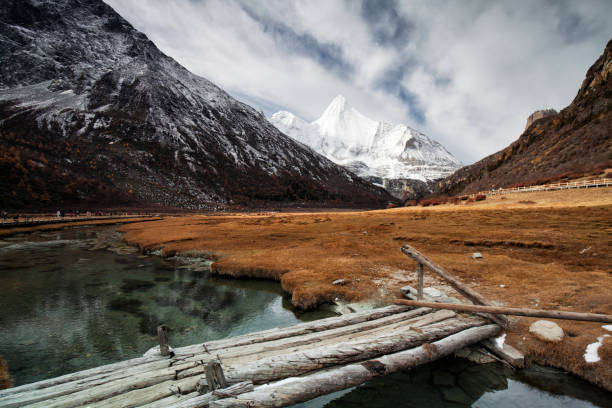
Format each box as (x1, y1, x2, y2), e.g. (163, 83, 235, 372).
(0, 216, 162, 238)
(119, 187, 612, 390)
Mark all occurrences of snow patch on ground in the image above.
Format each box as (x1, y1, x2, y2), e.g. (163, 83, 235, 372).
(584, 334, 610, 363)
(495, 333, 506, 349)
(602, 325, 612, 332)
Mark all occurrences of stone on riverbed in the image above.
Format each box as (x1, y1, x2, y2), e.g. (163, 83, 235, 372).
(529, 320, 564, 342)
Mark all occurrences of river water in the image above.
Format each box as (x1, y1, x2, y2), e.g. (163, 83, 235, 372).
(0, 227, 609, 407)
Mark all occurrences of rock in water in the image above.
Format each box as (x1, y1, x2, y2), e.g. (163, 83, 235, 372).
(529, 320, 564, 343)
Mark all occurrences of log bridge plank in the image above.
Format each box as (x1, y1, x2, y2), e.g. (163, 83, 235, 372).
(0, 305, 498, 408)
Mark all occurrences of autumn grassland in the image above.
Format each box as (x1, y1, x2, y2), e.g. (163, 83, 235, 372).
(119, 187, 612, 389)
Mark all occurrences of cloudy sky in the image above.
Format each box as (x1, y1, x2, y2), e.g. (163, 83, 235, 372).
(104, 0, 611, 164)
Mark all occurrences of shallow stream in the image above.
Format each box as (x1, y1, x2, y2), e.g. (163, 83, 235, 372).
(0, 227, 609, 407)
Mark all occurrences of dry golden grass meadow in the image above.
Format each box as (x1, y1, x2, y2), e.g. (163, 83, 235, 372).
(118, 187, 612, 389)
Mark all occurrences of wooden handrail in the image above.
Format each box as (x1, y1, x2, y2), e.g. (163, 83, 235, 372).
(400, 245, 508, 327)
(395, 300, 612, 323)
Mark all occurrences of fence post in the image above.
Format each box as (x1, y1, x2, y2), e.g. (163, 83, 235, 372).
(205, 361, 228, 391)
(157, 324, 169, 356)
(417, 263, 424, 300)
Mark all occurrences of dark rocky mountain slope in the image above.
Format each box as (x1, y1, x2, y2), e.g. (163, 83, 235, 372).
(437, 38, 612, 196)
(0, 0, 392, 209)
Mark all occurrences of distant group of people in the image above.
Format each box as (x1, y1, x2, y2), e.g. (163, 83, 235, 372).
(56, 209, 84, 218)
(0, 209, 147, 224)
(1, 210, 31, 223)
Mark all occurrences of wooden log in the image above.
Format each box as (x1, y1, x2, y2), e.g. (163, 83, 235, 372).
(165, 381, 253, 408)
(225, 312, 485, 384)
(0, 359, 177, 408)
(1, 308, 424, 407)
(140, 392, 199, 408)
(417, 263, 424, 300)
(83, 375, 201, 408)
(158, 325, 170, 357)
(23, 360, 201, 408)
(0, 355, 161, 398)
(180, 310, 450, 382)
(7, 311, 438, 408)
(175, 305, 412, 355)
(395, 299, 612, 323)
(400, 245, 508, 327)
(481, 338, 524, 368)
(211, 325, 501, 408)
(205, 361, 228, 391)
(181, 308, 432, 367)
(1, 305, 412, 404)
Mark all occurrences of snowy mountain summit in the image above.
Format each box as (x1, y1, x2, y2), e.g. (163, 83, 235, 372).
(271, 95, 462, 195)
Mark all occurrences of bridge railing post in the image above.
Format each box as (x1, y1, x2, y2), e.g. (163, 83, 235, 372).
(157, 324, 169, 356)
(417, 263, 424, 300)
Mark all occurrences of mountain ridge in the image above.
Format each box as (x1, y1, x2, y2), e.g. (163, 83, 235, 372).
(0, 0, 393, 209)
(436, 38, 612, 196)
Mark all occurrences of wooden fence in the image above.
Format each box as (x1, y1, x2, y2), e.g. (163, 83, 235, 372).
(475, 177, 611, 198)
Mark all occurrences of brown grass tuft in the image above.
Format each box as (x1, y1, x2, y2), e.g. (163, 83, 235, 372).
(0, 355, 12, 390)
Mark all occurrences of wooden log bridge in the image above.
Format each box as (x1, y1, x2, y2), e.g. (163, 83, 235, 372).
(0, 247, 507, 407)
(0, 307, 500, 408)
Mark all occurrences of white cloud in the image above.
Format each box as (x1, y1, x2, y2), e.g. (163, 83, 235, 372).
(104, 0, 611, 163)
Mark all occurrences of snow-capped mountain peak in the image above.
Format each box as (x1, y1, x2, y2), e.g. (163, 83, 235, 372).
(314, 94, 378, 148)
(270, 95, 462, 193)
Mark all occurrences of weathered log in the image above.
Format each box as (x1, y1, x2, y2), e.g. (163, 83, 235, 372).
(177, 309, 448, 383)
(395, 299, 612, 323)
(211, 325, 501, 408)
(0, 305, 413, 405)
(400, 245, 508, 327)
(417, 263, 424, 300)
(158, 325, 170, 357)
(166, 381, 254, 408)
(23, 360, 202, 408)
(0, 358, 178, 408)
(205, 361, 227, 391)
(175, 305, 412, 355)
(83, 376, 200, 408)
(0, 355, 162, 399)
(172, 311, 461, 390)
(481, 338, 524, 368)
(181, 308, 432, 367)
(140, 392, 199, 408)
(225, 312, 485, 384)
(1, 308, 427, 408)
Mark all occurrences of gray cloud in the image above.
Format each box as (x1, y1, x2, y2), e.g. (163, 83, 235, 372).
(238, 3, 354, 79)
(104, 0, 612, 163)
(360, 0, 414, 47)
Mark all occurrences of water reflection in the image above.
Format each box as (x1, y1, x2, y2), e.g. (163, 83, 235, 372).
(0, 228, 333, 386)
(296, 356, 610, 408)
